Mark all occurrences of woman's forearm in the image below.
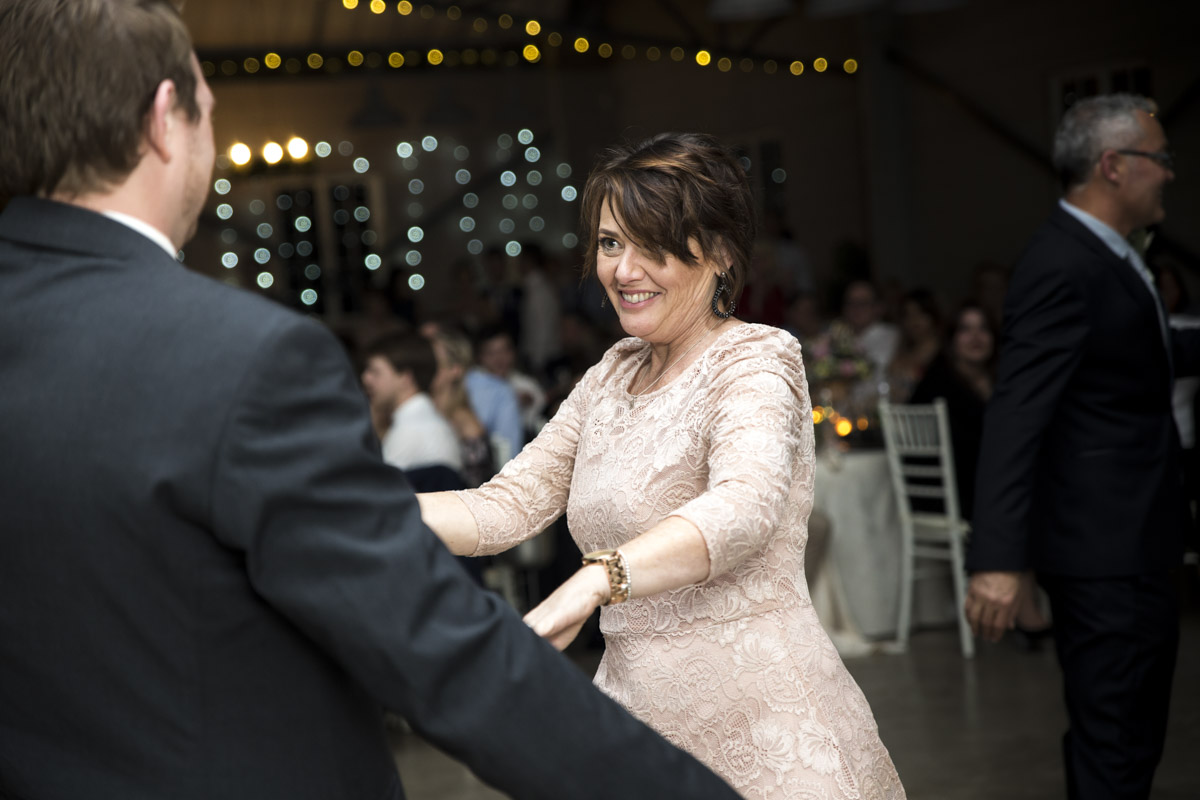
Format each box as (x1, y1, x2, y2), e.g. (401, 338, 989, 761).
(523, 516, 711, 650)
(416, 491, 480, 556)
(616, 515, 711, 599)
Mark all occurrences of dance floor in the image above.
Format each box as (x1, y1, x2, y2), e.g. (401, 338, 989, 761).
(389, 582, 1200, 799)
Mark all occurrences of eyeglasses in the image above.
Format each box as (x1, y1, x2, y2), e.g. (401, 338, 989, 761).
(1116, 149, 1175, 171)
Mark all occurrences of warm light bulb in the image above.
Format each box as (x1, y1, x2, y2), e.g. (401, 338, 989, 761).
(844, 58, 858, 74)
(523, 44, 540, 62)
(574, 37, 589, 53)
(262, 142, 284, 164)
(695, 50, 711, 66)
(229, 143, 252, 166)
(525, 20, 540, 36)
(814, 57, 828, 72)
(286, 137, 309, 160)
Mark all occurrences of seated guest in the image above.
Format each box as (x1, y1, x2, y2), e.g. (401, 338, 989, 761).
(839, 279, 899, 388)
(477, 323, 547, 440)
(911, 302, 1050, 644)
(422, 320, 525, 467)
(428, 326, 498, 488)
(361, 332, 462, 474)
(887, 288, 943, 401)
(782, 291, 827, 352)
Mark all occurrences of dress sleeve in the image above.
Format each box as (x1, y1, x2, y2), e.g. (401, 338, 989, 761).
(455, 361, 595, 556)
(671, 336, 812, 579)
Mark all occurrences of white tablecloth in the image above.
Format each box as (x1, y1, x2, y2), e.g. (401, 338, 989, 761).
(809, 449, 957, 653)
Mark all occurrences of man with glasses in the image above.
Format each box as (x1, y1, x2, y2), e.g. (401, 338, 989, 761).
(966, 94, 1194, 799)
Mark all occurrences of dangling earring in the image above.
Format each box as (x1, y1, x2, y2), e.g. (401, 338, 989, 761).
(711, 272, 736, 319)
(600, 293, 606, 308)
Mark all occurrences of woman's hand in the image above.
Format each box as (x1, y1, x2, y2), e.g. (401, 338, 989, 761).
(523, 564, 610, 651)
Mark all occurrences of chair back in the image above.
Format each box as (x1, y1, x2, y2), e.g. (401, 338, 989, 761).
(877, 399, 963, 526)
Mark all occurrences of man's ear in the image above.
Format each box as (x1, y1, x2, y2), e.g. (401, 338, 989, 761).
(145, 79, 178, 162)
(1097, 150, 1123, 185)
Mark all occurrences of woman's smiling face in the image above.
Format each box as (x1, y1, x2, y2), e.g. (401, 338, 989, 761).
(596, 201, 720, 346)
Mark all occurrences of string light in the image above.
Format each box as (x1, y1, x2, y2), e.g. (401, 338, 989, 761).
(286, 137, 309, 160)
(316, 4, 861, 81)
(229, 143, 251, 166)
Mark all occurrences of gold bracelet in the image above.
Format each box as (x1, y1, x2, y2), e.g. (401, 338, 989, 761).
(581, 548, 631, 605)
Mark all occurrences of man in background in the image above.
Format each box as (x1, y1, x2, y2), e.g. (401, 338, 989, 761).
(0, 3, 739, 799)
(967, 94, 1194, 800)
(361, 331, 463, 474)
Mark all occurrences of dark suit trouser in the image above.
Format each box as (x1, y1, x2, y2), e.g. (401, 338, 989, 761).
(1039, 572, 1178, 800)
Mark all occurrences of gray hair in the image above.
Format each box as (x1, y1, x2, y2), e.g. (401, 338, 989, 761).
(1052, 94, 1158, 190)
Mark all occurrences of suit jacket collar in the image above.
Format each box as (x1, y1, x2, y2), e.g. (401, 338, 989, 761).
(1045, 203, 1174, 380)
(0, 196, 180, 271)
(1046, 203, 1154, 311)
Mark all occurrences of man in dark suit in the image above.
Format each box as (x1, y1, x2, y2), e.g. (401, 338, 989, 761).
(966, 94, 1194, 799)
(0, 3, 739, 799)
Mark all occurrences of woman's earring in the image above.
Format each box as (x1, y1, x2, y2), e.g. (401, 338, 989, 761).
(600, 293, 606, 308)
(711, 272, 736, 319)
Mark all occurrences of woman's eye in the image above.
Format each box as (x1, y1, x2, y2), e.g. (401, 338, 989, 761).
(598, 237, 621, 254)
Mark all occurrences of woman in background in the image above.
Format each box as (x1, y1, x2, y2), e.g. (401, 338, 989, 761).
(887, 289, 943, 402)
(427, 327, 496, 488)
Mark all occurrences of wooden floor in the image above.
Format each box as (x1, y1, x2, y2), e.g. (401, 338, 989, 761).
(389, 585, 1200, 799)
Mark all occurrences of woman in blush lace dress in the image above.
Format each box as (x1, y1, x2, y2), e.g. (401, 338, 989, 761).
(417, 133, 905, 800)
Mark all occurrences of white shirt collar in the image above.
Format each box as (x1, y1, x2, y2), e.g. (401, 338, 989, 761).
(1058, 198, 1136, 263)
(101, 210, 179, 261)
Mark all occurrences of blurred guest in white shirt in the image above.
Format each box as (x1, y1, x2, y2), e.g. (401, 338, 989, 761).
(361, 332, 462, 474)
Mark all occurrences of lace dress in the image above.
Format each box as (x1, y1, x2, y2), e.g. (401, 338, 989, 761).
(457, 324, 905, 799)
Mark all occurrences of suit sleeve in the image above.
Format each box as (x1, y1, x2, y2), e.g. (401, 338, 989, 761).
(208, 316, 738, 800)
(968, 255, 1089, 572)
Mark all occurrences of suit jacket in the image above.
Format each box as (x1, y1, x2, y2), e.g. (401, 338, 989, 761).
(0, 198, 738, 800)
(969, 205, 1200, 577)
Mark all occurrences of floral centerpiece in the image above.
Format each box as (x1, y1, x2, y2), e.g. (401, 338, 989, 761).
(803, 321, 880, 450)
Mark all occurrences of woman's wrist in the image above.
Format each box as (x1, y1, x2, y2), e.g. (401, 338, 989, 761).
(580, 563, 612, 606)
(580, 549, 632, 605)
